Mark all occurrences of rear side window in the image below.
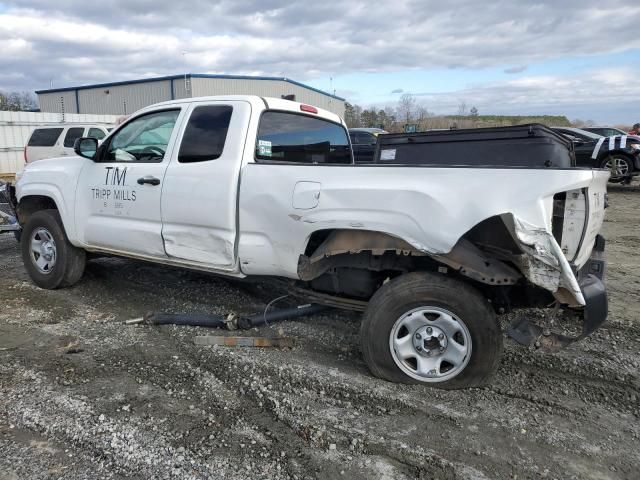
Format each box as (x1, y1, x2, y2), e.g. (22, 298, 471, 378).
(256, 111, 351, 164)
(178, 105, 233, 163)
(63, 128, 85, 148)
(28, 128, 63, 147)
(88, 128, 106, 140)
(353, 132, 375, 144)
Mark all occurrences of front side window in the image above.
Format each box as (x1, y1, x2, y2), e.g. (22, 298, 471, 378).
(28, 128, 63, 147)
(178, 105, 233, 163)
(63, 128, 85, 148)
(256, 111, 351, 164)
(88, 127, 106, 140)
(104, 110, 180, 162)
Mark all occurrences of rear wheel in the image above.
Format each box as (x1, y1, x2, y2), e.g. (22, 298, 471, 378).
(600, 155, 633, 181)
(360, 271, 503, 389)
(21, 209, 86, 289)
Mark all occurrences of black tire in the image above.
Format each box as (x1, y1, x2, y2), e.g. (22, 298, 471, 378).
(600, 155, 633, 181)
(21, 209, 86, 289)
(360, 271, 503, 389)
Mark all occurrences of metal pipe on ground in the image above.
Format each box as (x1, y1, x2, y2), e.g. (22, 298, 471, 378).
(126, 304, 329, 330)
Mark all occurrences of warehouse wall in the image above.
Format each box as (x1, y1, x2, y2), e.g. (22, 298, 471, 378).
(76, 80, 173, 115)
(38, 80, 174, 116)
(37, 76, 345, 118)
(0, 111, 117, 177)
(38, 91, 78, 115)
(191, 77, 345, 117)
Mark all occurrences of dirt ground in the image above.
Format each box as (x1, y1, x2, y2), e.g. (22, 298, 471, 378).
(1, 187, 639, 480)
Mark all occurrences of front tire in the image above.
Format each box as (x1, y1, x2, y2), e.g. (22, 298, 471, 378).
(360, 272, 503, 389)
(21, 209, 86, 289)
(600, 155, 633, 181)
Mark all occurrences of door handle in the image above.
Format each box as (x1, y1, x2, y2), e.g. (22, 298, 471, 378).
(137, 176, 160, 186)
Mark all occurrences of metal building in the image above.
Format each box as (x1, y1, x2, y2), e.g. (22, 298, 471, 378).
(36, 74, 345, 117)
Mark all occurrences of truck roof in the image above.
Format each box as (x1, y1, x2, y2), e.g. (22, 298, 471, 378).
(141, 95, 344, 126)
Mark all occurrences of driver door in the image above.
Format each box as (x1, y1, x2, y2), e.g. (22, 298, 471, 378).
(75, 108, 184, 257)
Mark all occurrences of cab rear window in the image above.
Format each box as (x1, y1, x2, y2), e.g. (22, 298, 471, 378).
(28, 128, 63, 147)
(255, 111, 351, 164)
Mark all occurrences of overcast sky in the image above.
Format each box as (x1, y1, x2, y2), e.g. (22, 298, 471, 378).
(1, 0, 639, 123)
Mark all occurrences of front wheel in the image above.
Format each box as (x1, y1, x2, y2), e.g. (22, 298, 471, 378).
(600, 155, 633, 181)
(21, 209, 86, 289)
(360, 272, 503, 389)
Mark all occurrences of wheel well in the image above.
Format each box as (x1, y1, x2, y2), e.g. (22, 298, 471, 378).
(17, 195, 58, 225)
(300, 221, 551, 310)
(300, 219, 523, 282)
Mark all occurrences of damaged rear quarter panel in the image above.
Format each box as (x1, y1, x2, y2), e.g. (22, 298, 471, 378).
(238, 165, 602, 303)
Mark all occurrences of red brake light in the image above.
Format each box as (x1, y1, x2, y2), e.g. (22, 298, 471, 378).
(300, 104, 318, 114)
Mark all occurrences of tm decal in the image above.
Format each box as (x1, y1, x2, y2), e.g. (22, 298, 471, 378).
(91, 166, 137, 209)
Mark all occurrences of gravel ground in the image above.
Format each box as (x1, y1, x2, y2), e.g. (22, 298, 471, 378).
(1, 187, 639, 480)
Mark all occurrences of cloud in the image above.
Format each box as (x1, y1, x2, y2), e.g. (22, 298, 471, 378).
(504, 65, 527, 74)
(374, 66, 640, 123)
(1, 0, 640, 93)
(1, 0, 639, 123)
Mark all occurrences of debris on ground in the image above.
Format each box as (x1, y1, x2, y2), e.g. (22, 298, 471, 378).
(193, 335, 295, 348)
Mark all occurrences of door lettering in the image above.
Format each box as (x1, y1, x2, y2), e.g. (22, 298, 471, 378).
(91, 166, 137, 209)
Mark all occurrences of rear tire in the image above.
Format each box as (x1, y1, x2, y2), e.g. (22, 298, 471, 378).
(360, 272, 502, 389)
(21, 209, 86, 289)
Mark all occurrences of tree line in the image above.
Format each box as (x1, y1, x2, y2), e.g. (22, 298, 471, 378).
(344, 93, 576, 131)
(0, 91, 38, 111)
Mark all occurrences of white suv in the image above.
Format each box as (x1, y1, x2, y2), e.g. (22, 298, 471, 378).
(24, 125, 111, 163)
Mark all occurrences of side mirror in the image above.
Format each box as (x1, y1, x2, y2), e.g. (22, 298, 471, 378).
(74, 137, 98, 160)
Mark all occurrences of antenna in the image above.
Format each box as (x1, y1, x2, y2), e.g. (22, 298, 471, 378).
(329, 77, 333, 106)
(182, 51, 190, 96)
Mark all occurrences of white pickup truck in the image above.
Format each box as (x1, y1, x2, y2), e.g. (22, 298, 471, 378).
(14, 96, 609, 389)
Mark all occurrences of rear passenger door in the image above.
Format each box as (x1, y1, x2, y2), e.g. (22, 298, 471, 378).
(160, 100, 251, 270)
(61, 127, 86, 157)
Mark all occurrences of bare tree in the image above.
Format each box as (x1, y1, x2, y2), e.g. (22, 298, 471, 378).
(0, 90, 38, 111)
(384, 107, 396, 129)
(470, 106, 478, 117)
(352, 105, 363, 127)
(416, 105, 430, 130)
(457, 100, 468, 117)
(397, 94, 417, 123)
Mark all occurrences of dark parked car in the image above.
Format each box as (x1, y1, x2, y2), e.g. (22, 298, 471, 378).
(552, 127, 640, 182)
(349, 128, 387, 162)
(583, 126, 628, 137)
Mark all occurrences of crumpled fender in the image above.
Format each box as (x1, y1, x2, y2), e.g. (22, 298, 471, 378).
(509, 216, 584, 306)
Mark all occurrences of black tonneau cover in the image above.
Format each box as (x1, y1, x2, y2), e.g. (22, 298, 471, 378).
(374, 124, 575, 168)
